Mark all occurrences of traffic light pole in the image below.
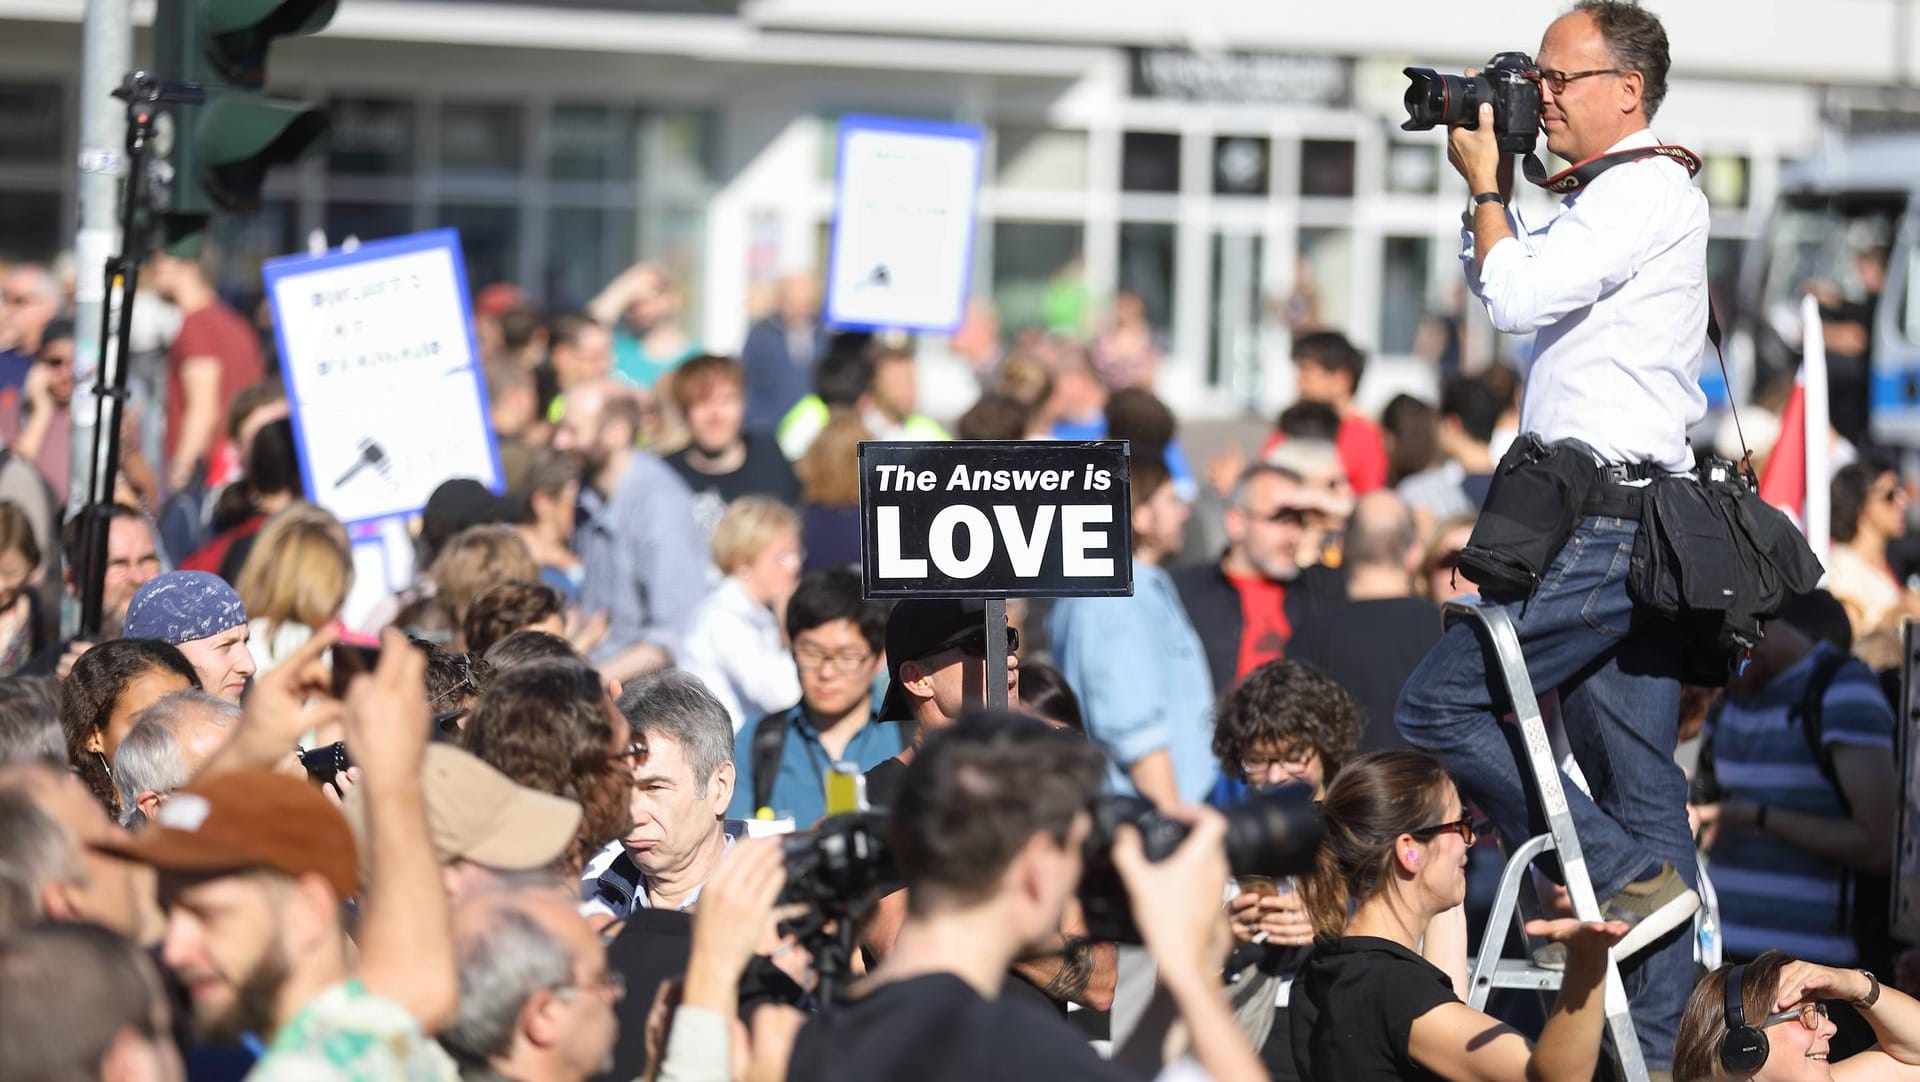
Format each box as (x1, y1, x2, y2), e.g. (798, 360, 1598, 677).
(68, 0, 131, 532)
(76, 75, 203, 638)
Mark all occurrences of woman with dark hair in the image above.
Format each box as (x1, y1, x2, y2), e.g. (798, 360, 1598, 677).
(1291, 750, 1627, 1082)
(1016, 661, 1083, 733)
(60, 638, 200, 812)
(181, 416, 304, 581)
(1675, 951, 1920, 1082)
(1828, 458, 1917, 655)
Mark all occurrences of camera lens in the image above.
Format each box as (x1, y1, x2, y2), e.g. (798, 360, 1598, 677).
(1401, 68, 1450, 131)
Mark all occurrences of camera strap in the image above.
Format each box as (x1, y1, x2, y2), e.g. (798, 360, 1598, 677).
(1523, 143, 1701, 194)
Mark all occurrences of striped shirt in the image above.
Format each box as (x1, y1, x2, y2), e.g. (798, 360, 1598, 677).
(1707, 643, 1894, 964)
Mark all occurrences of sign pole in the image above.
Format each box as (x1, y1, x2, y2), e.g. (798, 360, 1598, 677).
(984, 598, 1009, 711)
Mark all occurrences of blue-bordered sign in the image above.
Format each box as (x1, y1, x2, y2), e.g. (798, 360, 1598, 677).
(825, 115, 985, 334)
(262, 229, 503, 526)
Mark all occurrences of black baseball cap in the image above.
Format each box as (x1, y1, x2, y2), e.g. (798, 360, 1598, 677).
(879, 599, 987, 721)
(422, 478, 512, 555)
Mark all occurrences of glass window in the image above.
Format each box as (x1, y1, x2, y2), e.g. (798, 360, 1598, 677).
(1210, 231, 1265, 388)
(643, 112, 716, 194)
(549, 104, 638, 184)
(1380, 236, 1433, 354)
(991, 221, 1084, 334)
(325, 202, 415, 247)
(1702, 154, 1750, 210)
(0, 190, 63, 261)
(546, 206, 637, 309)
(436, 204, 521, 289)
(439, 104, 524, 181)
(995, 127, 1089, 190)
(0, 83, 64, 166)
(1295, 227, 1353, 333)
(1213, 136, 1269, 196)
(1122, 131, 1182, 194)
(327, 97, 416, 177)
(1300, 139, 1356, 198)
(1386, 142, 1439, 195)
(1118, 222, 1176, 335)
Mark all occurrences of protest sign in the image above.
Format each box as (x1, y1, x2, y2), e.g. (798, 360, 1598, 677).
(1894, 621, 1920, 942)
(825, 115, 984, 333)
(858, 441, 1133, 600)
(262, 228, 502, 526)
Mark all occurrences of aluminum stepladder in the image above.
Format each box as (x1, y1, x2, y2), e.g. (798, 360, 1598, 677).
(1444, 600, 1650, 1082)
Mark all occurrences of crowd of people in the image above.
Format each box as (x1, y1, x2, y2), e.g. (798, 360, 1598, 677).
(5, 3, 1920, 1081)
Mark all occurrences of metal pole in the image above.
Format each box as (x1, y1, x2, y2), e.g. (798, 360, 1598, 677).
(69, 0, 132, 526)
(983, 598, 1009, 711)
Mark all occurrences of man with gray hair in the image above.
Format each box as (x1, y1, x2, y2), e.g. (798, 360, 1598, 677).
(0, 674, 65, 767)
(581, 670, 741, 918)
(0, 262, 59, 393)
(111, 690, 240, 828)
(441, 889, 620, 1082)
(0, 763, 147, 938)
(1290, 490, 1441, 754)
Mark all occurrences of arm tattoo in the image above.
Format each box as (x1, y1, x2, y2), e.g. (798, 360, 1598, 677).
(1042, 935, 1094, 1003)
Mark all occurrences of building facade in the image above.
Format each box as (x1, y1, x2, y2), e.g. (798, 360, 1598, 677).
(1, 0, 1909, 414)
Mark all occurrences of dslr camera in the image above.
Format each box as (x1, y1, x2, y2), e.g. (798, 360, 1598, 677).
(778, 811, 896, 918)
(1402, 52, 1543, 156)
(1077, 785, 1324, 943)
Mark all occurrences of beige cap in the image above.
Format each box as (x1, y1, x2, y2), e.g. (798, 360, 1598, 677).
(342, 744, 581, 876)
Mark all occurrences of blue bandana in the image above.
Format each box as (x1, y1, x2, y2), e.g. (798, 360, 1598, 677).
(123, 571, 248, 645)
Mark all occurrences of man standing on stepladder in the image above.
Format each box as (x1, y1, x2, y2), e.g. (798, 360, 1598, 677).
(1396, 1, 1705, 1072)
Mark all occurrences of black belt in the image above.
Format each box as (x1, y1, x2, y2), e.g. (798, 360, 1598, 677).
(1582, 460, 1662, 520)
(1583, 483, 1644, 521)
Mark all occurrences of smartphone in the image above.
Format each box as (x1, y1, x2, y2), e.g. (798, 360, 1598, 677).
(329, 643, 381, 699)
(824, 762, 868, 816)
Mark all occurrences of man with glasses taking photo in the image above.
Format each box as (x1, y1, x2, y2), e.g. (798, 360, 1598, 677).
(1397, 1, 1713, 1072)
(729, 568, 904, 826)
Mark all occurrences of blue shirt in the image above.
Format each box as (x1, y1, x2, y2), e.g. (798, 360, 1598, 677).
(1048, 561, 1218, 802)
(1707, 643, 1895, 965)
(574, 451, 710, 666)
(727, 704, 907, 826)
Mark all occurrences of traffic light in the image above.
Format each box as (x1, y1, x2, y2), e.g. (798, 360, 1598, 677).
(150, 0, 335, 251)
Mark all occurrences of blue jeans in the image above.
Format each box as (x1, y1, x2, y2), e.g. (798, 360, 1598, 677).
(1396, 516, 1698, 1069)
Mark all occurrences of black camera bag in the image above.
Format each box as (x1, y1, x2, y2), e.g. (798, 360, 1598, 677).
(1456, 434, 1598, 601)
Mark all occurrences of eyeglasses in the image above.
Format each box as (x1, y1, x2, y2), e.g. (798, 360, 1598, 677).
(554, 971, 627, 1004)
(1532, 68, 1624, 93)
(1412, 814, 1477, 847)
(1241, 747, 1317, 778)
(1762, 1002, 1828, 1032)
(609, 740, 648, 769)
(1430, 550, 1464, 573)
(932, 625, 1021, 660)
(794, 646, 875, 673)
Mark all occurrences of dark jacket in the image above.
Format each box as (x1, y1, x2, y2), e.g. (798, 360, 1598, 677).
(1168, 559, 1335, 695)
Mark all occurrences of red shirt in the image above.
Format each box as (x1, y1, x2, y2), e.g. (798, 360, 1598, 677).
(1337, 413, 1388, 494)
(166, 303, 265, 472)
(1228, 572, 1290, 681)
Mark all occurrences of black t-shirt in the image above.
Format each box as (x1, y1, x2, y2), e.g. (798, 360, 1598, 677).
(787, 972, 1120, 1082)
(665, 432, 802, 537)
(863, 755, 909, 810)
(1290, 936, 1457, 1082)
(1285, 596, 1442, 755)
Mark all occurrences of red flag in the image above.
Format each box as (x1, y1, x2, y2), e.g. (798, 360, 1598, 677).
(1759, 378, 1806, 513)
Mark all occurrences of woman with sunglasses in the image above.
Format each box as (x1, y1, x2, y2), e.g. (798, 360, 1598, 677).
(1675, 951, 1920, 1081)
(1827, 458, 1919, 661)
(1292, 750, 1628, 1082)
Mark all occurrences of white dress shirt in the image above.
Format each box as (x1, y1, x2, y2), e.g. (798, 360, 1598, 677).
(680, 576, 802, 733)
(1463, 128, 1710, 473)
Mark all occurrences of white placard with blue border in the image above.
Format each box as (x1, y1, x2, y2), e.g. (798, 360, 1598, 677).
(825, 115, 984, 334)
(262, 228, 503, 527)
